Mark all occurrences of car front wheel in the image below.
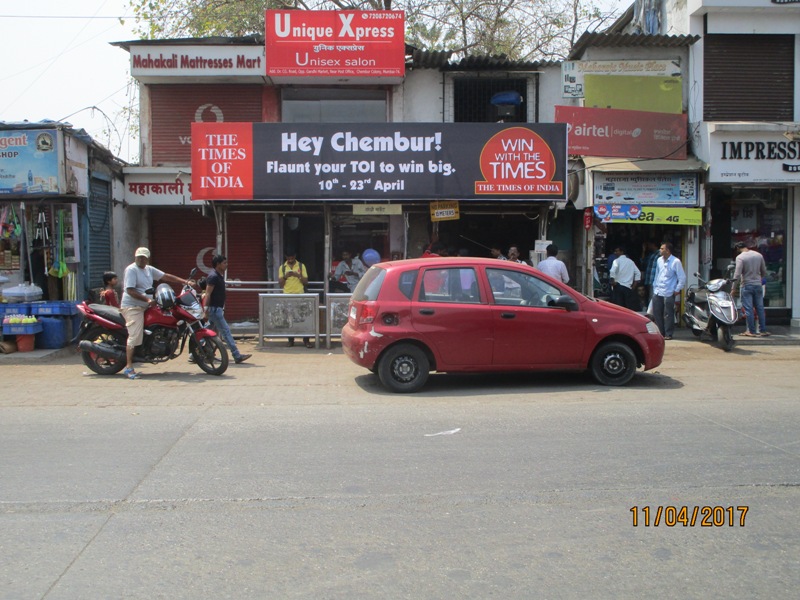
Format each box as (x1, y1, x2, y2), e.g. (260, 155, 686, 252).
(590, 342, 637, 386)
(377, 343, 430, 393)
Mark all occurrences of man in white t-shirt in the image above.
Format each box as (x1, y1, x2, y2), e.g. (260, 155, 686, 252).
(536, 244, 569, 284)
(120, 247, 190, 379)
(609, 245, 642, 311)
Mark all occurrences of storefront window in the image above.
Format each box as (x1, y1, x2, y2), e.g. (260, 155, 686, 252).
(729, 189, 787, 308)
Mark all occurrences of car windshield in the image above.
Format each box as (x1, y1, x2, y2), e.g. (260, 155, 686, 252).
(351, 266, 386, 301)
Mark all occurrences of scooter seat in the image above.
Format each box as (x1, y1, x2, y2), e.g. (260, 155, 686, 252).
(88, 303, 127, 327)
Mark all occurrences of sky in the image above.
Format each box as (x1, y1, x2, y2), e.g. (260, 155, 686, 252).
(0, 0, 629, 165)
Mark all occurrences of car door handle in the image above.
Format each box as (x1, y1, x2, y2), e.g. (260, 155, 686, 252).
(419, 308, 435, 315)
(500, 312, 516, 319)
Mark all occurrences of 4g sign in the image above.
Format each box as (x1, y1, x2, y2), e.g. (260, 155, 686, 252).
(594, 204, 701, 226)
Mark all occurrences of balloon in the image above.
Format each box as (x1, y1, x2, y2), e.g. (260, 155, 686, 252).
(362, 248, 381, 267)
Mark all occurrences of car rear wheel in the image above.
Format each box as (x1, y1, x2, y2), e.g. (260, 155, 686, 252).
(590, 341, 637, 386)
(377, 343, 430, 393)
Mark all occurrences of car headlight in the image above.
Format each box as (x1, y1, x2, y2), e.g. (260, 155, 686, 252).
(646, 321, 661, 335)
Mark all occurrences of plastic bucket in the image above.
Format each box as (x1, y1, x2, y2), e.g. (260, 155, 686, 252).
(16, 334, 35, 352)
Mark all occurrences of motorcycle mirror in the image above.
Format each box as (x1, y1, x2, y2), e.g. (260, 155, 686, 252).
(693, 272, 701, 278)
(190, 267, 199, 279)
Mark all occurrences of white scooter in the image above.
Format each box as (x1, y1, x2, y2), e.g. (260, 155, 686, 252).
(683, 269, 738, 352)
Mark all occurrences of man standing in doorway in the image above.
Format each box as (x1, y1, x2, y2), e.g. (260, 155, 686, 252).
(204, 255, 251, 364)
(536, 243, 569, 284)
(609, 245, 642, 311)
(651, 242, 686, 340)
(732, 241, 769, 337)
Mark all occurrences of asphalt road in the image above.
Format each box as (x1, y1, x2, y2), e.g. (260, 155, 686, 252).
(1, 339, 798, 599)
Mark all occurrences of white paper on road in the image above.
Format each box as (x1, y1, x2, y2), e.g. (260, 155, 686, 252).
(424, 427, 461, 437)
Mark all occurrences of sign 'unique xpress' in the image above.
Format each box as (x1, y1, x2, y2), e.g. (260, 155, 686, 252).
(266, 10, 405, 80)
(191, 122, 567, 202)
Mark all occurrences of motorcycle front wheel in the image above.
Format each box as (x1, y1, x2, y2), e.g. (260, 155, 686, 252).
(81, 325, 127, 375)
(717, 323, 734, 352)
(189, 336, 229, 375)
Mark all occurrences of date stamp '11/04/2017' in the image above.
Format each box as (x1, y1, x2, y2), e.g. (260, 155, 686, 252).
(630, 506, 749, 527)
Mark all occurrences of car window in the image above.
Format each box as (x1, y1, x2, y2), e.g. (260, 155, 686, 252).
(419, 268, 481, 304)
(487, 268, 563, 307)
(397, 270, 418, 300)
(352, 267, 386, 301)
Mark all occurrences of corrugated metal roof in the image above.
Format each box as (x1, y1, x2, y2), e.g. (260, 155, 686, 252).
(568, 33, 699, 60)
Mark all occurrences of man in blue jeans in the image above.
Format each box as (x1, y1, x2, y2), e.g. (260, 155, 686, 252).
(204, 254, 252, 363)
(732, 241, 769, 337)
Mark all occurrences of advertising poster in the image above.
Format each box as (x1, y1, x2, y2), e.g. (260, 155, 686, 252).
(266, 10, 405, 80)
(594, 204, 702, 226)
(593, 171, 698, 206)
(0, 129, 60, 195)
(191, 122, 567, 202)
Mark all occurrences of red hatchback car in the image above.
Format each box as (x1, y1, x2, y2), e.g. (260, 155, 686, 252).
(342, 257, 665, 393)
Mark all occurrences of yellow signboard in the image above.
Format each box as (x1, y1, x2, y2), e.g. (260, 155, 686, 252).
(430, 200, 460, 222)
(634, 207, 702, 226)
(584, 74, 683, 114)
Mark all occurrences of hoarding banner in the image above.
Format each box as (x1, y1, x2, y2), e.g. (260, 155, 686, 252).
(265, 10, 405, 79)
(593, 171, 698, 206)
(594, 205, 702, 226)
(561, 59, 680, 98)
(555, 106, 687, 160)
(191, 122, 568, 202)
(0, 129, 60, 195)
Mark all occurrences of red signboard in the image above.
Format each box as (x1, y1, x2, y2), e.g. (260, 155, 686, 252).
(555, 106, 687, 160)
(191, 122, 254, 200)
(265, 10, 405, 80)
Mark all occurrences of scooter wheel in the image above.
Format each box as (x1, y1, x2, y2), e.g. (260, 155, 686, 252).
(717, 324, 734, 352)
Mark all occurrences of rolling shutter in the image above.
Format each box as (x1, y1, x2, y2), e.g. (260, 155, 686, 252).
(150, 85, 263, 166)
(704, 34, 794, 121)
(87, 178, 112, 290)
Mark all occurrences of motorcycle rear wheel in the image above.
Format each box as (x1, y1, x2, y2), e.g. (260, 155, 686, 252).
(81, 325, 127, 375)
(189, 336, 228, 375)
(717, 324, 734, 352)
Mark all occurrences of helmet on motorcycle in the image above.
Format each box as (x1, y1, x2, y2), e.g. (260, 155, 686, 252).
(155, 283, 176, 309)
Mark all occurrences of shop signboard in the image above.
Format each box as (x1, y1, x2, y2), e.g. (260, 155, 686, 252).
(191, 122, 568, 202)
(584, 75, 683, 115)
(266, 10, 405, 82)
(130, 46, 265, 79)
(0, 129, 61, 196)
(555, 106, 687, 159)
(708, 131, 800, 184)
(126, 172, 191, 206)
(594, 205, 702, 226)
(352, 204, 402, 215)
(593, 171, 698, 206)
(561, 59, 680, 98)
(430, 200, 460, 221)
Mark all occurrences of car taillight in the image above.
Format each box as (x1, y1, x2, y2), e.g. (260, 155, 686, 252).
(358, 302, 378, 326)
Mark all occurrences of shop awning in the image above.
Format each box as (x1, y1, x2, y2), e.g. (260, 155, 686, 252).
(581, 156, 708, 172)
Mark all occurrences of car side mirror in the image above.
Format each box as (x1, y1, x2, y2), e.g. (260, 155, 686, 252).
(549, 295, 579, 311)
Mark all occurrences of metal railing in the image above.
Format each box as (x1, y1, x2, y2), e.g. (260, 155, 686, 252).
(227, 280, 350, 349)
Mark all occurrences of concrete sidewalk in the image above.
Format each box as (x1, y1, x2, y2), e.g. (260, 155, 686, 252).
(2, 324, 799, 365)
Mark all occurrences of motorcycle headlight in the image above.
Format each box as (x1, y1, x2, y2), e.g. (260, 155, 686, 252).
(646, 321, 661, 335)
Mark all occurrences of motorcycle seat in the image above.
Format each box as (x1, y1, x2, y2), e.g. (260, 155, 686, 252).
(88, 303, 127, 327)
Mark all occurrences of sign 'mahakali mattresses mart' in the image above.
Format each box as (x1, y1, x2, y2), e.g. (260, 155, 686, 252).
(190, 122, 568, 202)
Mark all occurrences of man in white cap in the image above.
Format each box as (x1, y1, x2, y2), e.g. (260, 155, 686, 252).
(120, 247, 191, 379)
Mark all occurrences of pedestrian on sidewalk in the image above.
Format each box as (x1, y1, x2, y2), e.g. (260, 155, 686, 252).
(732, 241, 769, 337)
(609, 245, 642, 311)
(204, 254, 251, 363)
(651, 242, 686, 340)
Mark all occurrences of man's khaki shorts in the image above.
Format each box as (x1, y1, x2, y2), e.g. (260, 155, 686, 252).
(121, 306, 146, 347)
